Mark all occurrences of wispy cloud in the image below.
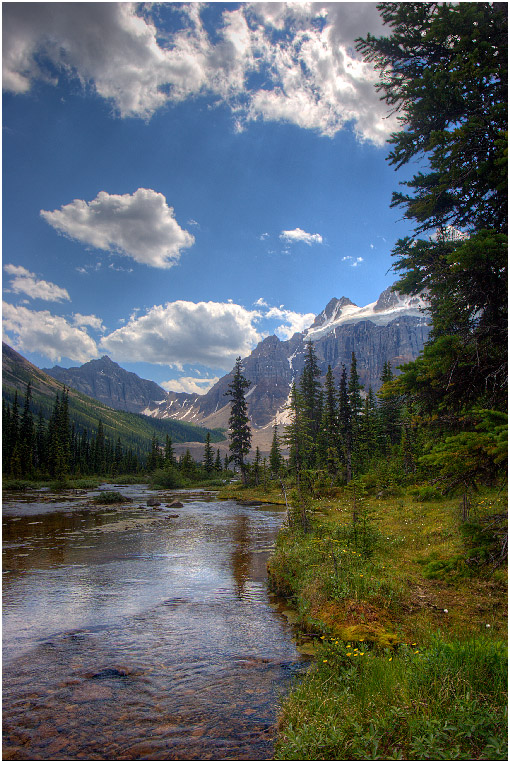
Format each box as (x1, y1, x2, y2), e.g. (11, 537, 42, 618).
(3, 264, 70, 302)
(342, 256, 364, 267)
(72, 313, 104, 332)
(280, 228, 323, 246)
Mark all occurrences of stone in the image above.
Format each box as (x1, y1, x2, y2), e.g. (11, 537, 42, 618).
(147, 497, 161, 507)
(167, 500, 183, 508)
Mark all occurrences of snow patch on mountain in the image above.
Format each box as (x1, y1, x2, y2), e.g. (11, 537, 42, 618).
(305, 287, 429, 341)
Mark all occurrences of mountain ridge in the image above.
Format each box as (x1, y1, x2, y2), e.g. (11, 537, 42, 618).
(37, 286, 431, 446)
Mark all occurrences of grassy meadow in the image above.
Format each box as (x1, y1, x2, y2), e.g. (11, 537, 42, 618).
(220, 481, 507, 760)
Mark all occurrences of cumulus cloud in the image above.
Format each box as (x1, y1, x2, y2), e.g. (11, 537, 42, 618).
(280, 228, 323, 246)
(72, 313, 104, 331)
(161, 376, 220, 395)
(264, 306, 316, 339)
(3, 264, 70, 302)
(3, 2, 396, 144)
(342, 255, 364, 267)
(40, 188, 194, 269)
(100, 300, 262, 370)
(2, 302, 98, 363)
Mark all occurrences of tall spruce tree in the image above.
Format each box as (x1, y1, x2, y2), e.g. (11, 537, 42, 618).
(337, 364, 352, 480)
(284, 383, 312, 487)
(356, 2, 507, 414)
(225, 357, 252, 485)
(299, 340, 323, 465)
(317, 365, 340, 476)
(269, 423, 282, 476)
(203, 432, 215, 474)
(164, 434, 175, 466)
(348, 352, 364, 475)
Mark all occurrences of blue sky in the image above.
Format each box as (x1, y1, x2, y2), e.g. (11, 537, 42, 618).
(2, 2, 417, 393)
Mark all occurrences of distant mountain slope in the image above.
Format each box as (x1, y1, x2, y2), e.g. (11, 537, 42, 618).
(144, 286, 431, 432)
(43, 355, 168, 414)
(2, 343, 224, 451)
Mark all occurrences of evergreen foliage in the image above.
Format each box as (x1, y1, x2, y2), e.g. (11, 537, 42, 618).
(225, 357, 252, 485)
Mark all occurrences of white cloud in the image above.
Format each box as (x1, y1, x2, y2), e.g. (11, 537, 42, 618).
(3, 264, 70, 302)
(100, 300, 262, 370)
(72, 313, 104, 331)
(2, 302, 98, 363)
(162, 376, 220, 395)
(264, 306, 315, 339)
(3, 2, 397, 144)
(41, 188, 194, 269)
(342, 255, 364, 267)
(280, 228, 323, 246)
(254, 297, 269, 307)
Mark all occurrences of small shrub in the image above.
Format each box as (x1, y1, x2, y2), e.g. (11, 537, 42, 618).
(150, 467, 190, 489)
(2, 479, 33, 491)
(411, 484, 442, 502)
(92, 490, 131, 504)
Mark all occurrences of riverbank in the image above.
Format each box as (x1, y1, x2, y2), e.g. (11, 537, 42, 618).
(224, 481, 508, 760)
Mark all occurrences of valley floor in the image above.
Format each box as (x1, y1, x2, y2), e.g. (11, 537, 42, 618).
(219, 482, 508, 760)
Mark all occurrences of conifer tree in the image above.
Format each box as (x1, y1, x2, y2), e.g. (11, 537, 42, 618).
(203, 432, 215, 474)
(348, 352, 364, 474)
(180, 448, 196, 479)
(164, 434, 175, 466)
(317, 365, 340, 475)
(225, 357, 252, 485)
(359, 387, 378, 471)
(252, 446, 262, 486)
(19, 381, 35, 474)
(284, 383, 312, 487)
(146, 433, 160, 472)
(93, 419, 106, 475)
(269, 423, 282, 476)
(7, 391, 20, 475)
(214, 449, 222, 473)
(299, 340, 323, 465)
(377, 361, 401, 453)
(337, 364, 352, 480)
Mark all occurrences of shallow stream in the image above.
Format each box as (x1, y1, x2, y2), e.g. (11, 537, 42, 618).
(2, 485, 304, 760)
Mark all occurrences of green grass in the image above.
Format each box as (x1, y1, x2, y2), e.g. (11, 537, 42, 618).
(276, 635, 507, 760)
(264, 480, 507, 760)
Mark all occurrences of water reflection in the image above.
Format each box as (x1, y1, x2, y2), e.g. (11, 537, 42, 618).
(2, 487, 303, 760)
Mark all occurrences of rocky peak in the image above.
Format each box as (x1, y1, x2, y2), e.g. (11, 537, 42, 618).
(373, 286, 401, 312)
(310, 296, 357, 329)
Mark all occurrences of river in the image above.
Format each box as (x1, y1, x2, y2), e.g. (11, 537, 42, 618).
(2, 484, 305, 760)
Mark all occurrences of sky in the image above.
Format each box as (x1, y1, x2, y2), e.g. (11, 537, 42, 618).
(2, 1, 418, 394)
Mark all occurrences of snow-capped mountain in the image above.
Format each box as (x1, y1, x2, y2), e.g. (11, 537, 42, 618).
(43, 286, 431, 450)
(306, 287, 429, 340)
(143, 286, 431, 439)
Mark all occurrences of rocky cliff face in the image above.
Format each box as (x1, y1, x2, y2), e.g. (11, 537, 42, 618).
(44, 355, 168, 414)
(144, 287, 431, 430)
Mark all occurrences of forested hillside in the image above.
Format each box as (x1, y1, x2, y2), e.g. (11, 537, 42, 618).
(2, 342, 224, 479)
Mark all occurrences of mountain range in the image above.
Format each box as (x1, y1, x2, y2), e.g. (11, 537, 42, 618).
(42, 286, 430, 450)
(2, 343, 224, 456)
